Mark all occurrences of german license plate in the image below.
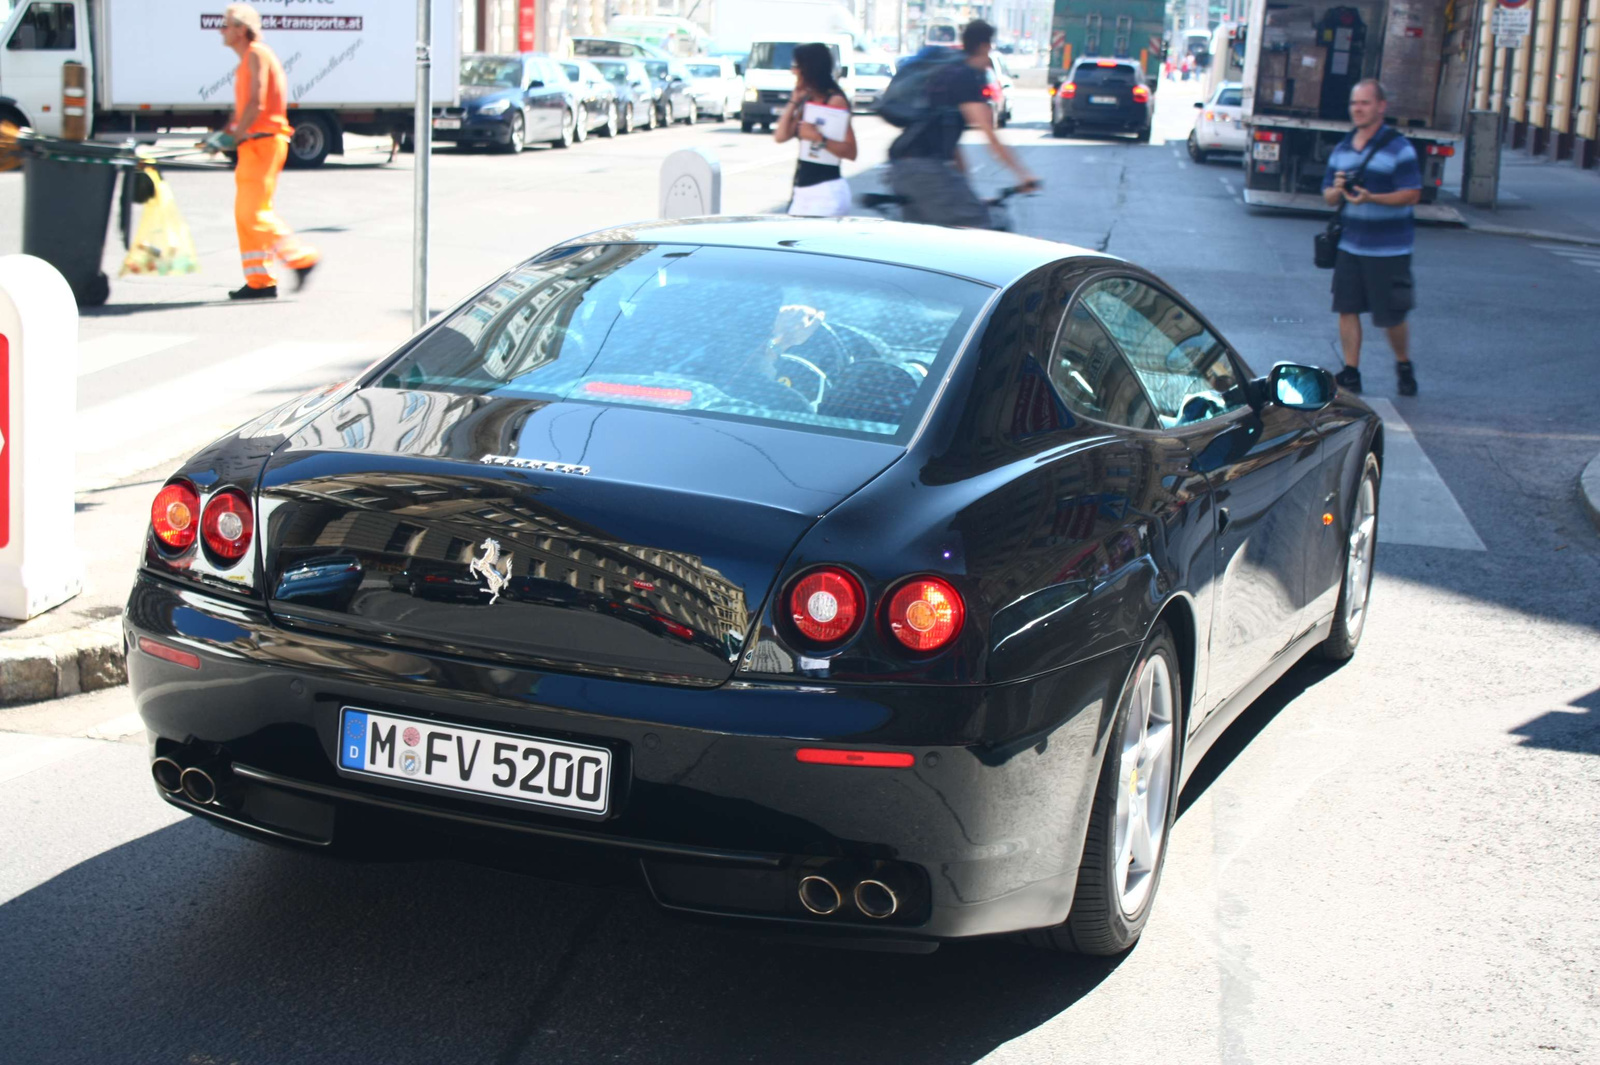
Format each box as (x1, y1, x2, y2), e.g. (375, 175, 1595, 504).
(338, 708, 611, 815)
(432, 117, 461, 130)
(1090, 94, 1118, 104)
(1254, 141, 1280, 160)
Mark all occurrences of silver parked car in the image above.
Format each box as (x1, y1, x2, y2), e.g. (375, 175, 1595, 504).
(681, 56, 743, 122)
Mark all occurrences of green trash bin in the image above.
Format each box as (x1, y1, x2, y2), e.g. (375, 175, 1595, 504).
(21, 140, 135, 308)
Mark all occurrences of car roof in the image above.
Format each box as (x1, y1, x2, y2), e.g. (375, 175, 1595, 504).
(552, 216, 1107, 288)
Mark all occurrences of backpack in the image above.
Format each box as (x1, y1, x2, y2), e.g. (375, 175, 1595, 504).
(876, 47, 967, 128)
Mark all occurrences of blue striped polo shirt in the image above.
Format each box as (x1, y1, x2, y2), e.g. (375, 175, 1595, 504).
(1321, 129, 1422, 257)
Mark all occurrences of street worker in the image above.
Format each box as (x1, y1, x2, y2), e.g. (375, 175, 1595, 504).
(1322, 78, 1421, 396)
(886, 20, 1038, 228)
(208, 3, 320, 300)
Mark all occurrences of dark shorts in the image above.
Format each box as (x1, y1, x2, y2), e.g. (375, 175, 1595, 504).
(887, 158, 992, 228)
(1332, 250, 1414, 328)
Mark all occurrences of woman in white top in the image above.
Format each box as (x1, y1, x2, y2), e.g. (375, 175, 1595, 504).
(773, 43, 858, 217)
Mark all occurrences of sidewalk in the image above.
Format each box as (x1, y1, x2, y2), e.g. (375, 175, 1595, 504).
(1439, 149, 1600, 246)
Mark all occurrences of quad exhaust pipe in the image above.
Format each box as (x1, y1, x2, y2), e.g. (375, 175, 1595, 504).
(797, 874, 900, 919)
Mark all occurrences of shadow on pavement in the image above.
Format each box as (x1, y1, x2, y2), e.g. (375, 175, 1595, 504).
(0, 818, 1122, 1065)
(1509, 686, 1600, 755)
(1176, 656, 1346, 819)
(80, 300, 220, 317)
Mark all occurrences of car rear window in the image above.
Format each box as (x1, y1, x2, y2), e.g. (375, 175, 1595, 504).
(1073, 64, 1137, 86)
(374, 244, 991, 442)
(1217, 88, 1242, 107)
(686, 63, 722, 78)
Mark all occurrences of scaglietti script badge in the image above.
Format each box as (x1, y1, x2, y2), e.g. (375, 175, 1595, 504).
(468, 538, 515, 605)
(480, 455, 591, 475)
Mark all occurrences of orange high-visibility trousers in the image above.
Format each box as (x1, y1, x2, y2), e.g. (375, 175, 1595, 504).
(234, 135, 318, 289)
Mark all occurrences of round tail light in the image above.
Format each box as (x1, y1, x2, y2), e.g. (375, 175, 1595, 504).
(787, 567, 865, 645)
(886, 577, 965, 653)
(150, 481, 200, 551)
(201, 489, 254, 565)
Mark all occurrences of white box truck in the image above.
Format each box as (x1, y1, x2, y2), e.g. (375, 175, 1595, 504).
(1239, 0, 1475, 219)
(0, 0, 458, 167)
(728, 0, 867, 133)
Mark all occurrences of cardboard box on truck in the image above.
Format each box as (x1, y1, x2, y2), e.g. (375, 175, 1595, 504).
(1377, 0, 1445, 123)
(1289, 44, 1326, 109)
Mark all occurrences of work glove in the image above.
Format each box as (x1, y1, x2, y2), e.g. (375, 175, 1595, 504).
(201, 130, 237, 153)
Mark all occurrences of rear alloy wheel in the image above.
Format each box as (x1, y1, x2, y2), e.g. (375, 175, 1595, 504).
(600, 103, 618, 137)
(1318, 451, 1380, 661)
(1026, 624, 1181, 954)
(502, 112, 525, 154)
(647, 103, 659, 130)
(574, 105, 589, 142)
(682, 100, 698, 124)
(1187, 130, 1206, 163)
(619, 104, 632, 134)
(552, 108, 574, 149)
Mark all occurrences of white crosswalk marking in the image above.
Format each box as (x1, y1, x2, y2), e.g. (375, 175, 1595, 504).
(75, 340, 380, 489)
(1367, 398, 1486, 551)
(1533, 243, 1600, 272)
(76, 332, 193, 376)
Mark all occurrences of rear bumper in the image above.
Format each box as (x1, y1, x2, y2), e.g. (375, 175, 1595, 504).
(1059, 100, 1149, 130)
(126, 572, 1129, 942)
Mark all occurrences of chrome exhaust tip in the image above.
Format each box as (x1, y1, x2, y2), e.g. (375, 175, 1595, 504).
(179, 766, 218, 805)
(798, 875, 843, 916)
(853, 879, 899, 919)
(151, 757, 184, 795)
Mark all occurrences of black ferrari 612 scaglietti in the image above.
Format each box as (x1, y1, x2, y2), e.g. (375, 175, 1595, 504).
(129, 217, 1381, 954)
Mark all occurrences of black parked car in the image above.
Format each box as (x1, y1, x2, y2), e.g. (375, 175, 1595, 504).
(434, 53, 583, 152)
(1052, 58, 1154, 141)
(559, 58, 621, 139)
(590, 57, 657, 133)
(130, 217, 1380, 954)
(641, 57, 699, 125)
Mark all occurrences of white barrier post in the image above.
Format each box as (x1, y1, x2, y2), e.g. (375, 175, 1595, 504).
(660, 148, 722, 218)
(0, 255, 82, 620)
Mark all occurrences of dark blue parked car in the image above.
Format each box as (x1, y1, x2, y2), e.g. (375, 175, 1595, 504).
(432, 53, 583, 152)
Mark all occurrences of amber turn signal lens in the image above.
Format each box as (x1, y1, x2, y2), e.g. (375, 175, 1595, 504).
(886, 577, 965, 653)
(150, 481, 200, 551)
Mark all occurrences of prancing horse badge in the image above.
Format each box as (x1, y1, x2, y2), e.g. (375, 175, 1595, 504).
(469, 538, 514, 604)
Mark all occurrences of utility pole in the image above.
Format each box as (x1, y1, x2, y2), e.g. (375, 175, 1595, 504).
(413, 0, 432, 331)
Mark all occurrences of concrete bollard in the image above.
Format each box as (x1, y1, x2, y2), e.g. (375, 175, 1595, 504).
(0, 255, 82, 620)
(660, 148, 722, 218)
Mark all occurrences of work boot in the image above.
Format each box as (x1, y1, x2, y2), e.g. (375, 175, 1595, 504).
(1334, 365, 1362, 394)
(293, 261, 318, 292)
(1396, 360, 1417, 396)
(229, 284, 277, 300)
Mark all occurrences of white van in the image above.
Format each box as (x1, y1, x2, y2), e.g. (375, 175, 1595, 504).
(739, 35, 858, 133)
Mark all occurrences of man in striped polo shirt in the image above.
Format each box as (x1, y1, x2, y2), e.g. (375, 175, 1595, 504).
(1322, 79, 1422, 396)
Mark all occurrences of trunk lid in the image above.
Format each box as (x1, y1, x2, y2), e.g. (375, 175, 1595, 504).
(259, 391, 901, 687)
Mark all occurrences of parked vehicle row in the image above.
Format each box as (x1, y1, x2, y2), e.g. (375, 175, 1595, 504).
(432, 51, 736, 153)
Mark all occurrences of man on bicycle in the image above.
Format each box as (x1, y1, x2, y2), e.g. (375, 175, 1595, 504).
(888, 20, 1039, 227)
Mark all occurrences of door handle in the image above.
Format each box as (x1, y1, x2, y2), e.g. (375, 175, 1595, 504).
(1217, 507, 1231, 534)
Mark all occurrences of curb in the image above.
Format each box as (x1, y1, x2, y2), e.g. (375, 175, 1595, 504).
(1582, 452, 1600, 534)
(0, 617, 126, 707)
(1460, 221, 1600, 248)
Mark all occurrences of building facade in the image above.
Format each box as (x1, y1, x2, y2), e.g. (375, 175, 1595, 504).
(1473, 0, 1599, 169)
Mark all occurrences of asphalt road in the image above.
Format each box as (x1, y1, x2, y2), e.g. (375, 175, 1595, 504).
(2, 84, 1598, 1065)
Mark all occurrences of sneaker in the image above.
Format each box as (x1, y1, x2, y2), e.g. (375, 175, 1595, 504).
(293, 261, 318, 292)
(1396, 360, 1417, 396)
(229, 284, 277, 300)
(1334, 365, 1362, 394)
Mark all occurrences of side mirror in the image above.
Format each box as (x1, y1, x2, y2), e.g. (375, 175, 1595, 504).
(526, 79, 544, 89)
(1268, 363, 1336, 410)
(839, 65, 850, 77)
(1194, 100, 1204, 108)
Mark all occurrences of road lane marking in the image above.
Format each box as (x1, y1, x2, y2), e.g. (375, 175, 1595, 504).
(0, 734, 94, 786)
(1367, 398, 1487, 551)
(77, 332, 193, 376)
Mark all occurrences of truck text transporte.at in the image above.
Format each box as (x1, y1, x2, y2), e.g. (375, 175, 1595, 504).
(1239, 0, 1473, 219)
(0, 0, 459, 168)
(1047, 0, 1166, 87)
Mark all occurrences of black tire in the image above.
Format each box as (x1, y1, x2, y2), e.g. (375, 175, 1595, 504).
(741, 118, 755, 133)
(1052, 119, 1075, 138)
(1187, 131, 1206, 163)
(286, 113, 332, 168)
(502, 112, 525, 154)
(647, 104, 659, 130)
(574, 105, 588, 143)
(600, 103, 618, 137)
(79, 271, 110, 309)
(551, 109, 575, 149)
(618, 104, 632, 134)
(682, 100, 698, 124)
(760, 121, 771, 133)
(1136, 124, 1152, 143)
(1317, 451, 1381, 662)
(396, 133, 415, 154)
(1025, 624, 1183, 955)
